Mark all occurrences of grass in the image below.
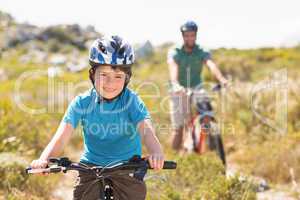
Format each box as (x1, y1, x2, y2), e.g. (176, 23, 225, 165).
(1, 44, 300, 199)
(229, 133, 300, 184)
(146, 153, 256, 200)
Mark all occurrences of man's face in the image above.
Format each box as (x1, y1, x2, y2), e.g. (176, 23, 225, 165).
(182, 31, 197, 48)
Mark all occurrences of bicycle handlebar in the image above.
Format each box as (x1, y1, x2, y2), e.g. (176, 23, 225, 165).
(26, 156, 177, 174)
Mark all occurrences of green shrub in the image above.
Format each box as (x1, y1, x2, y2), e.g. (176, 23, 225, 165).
(146, 154, 256, 200)
(0, 153, 59, 200)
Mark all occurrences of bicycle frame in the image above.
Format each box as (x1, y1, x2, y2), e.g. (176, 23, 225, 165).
(185, 86, 215, 153)
(188, 111, 211, 154)
(183, 84, 226, 165)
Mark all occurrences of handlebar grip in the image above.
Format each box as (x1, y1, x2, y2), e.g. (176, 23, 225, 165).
(25, 166, 62, 174)
(163, 161, 177, 169)
(26, 167, 49, 174)
(25, 167, 32, 174)
(212, 84, 222, 92)
(49, 158, 60, 163)
(146, 160, 177, 170)
(49, 167, 63, 173)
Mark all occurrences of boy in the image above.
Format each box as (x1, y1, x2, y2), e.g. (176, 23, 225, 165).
(30, 35, 164, 200)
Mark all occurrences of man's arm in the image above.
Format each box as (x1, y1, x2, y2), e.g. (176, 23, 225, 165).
(167, 57, 179, 82)
(204, 59, 228, 85)
(167, 58, 185, 92)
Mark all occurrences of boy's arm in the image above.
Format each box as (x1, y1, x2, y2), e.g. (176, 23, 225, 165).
(204, 59, 228, 86)
(40, 121, 74, 160)
(138, 119, 164, 170)
(30, 121, 74, 169)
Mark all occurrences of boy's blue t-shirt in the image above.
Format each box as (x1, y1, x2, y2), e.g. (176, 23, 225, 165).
(62, 87, 151, 166)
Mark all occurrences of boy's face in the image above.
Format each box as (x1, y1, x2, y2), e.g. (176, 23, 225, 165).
(94, 65, 127, 99)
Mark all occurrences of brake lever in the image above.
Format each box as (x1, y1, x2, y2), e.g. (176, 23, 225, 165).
(49, 157, 72, 167)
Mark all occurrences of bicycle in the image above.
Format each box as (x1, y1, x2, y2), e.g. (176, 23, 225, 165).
(183, 84, 226, 166)
(26, 156, 177, 200)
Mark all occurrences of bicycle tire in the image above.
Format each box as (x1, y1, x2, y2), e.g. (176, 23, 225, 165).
(207, 122, 226, 166)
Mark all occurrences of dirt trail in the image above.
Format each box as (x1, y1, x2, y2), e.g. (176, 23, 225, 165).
(52, 170, 77, 200)
(51, 148, 81, 200)
(226, 159, 299, 200)
(51, 149, 299, 200)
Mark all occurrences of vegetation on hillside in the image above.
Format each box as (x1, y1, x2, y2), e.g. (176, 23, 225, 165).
(0, 11, 299, 199)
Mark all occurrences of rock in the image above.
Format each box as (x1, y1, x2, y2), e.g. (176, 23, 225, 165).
(257, 189, 297, 200)
(0, 10, 102, 52)
(135, 41, 154, 59)
(257, 179, 270, 192)
(66, 59, 87, 72)
(19, 50, 47, 63)
(38, 24, 102, 50)
(33, 50, 48, 63)
(49, 54, 67, 65)
(0, 10, 14, 28)
(2, 23, 40, 49)
(0, 152, 28, 166)
(19, 54, 32, 63)
(48, 66, 63, 77)
(0, 68, 8, 81)
(84, 39, 95, 49)
(3, 136, 17, 144)
(84, 25, 101, 40)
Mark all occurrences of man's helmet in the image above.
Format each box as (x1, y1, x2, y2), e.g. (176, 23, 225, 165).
(180, 21, 198, 33)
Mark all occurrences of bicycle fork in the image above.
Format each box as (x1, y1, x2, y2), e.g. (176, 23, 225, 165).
(104, 184, 113, 200)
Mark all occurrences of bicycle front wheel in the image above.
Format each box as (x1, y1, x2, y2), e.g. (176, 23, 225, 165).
(207, 122, 226, 166)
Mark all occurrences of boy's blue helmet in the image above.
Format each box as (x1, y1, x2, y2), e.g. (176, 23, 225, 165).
(88, 35, 133, 94)
(89, 35, 135, 66)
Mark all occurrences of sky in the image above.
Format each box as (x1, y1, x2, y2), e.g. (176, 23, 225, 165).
(1, 0, 300, 48)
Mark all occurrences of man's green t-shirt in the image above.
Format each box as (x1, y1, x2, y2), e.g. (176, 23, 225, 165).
(168, 44, 211, 88)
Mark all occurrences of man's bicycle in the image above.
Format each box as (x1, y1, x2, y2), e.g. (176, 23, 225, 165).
(26, 156, 177, 200)
(184, 84, 226, 166)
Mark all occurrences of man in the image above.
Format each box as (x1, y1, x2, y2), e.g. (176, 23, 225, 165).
(167, 21, 228, 151)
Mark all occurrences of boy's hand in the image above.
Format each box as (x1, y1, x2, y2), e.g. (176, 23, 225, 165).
(220, 78, 229, 88)
(30, 159, 49, 176)
(147, 153, 165, 170)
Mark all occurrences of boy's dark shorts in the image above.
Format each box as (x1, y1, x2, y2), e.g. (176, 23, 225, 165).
(73, 163, 147, 200)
